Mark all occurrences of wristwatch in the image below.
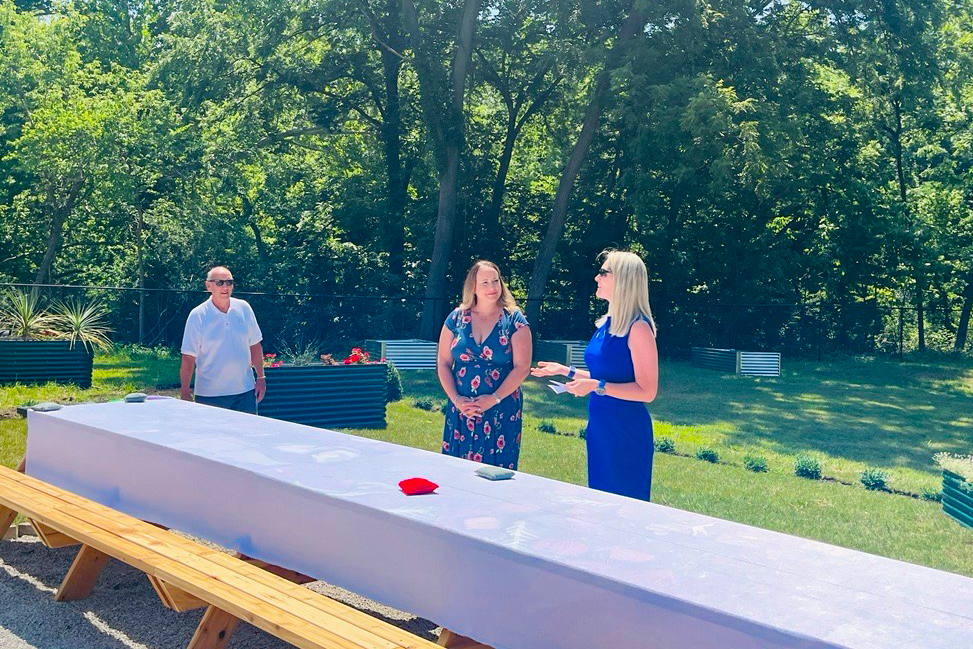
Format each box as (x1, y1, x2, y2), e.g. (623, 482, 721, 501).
(595, 379, 607, 396)
(493, 394, 502, 404)
(567, 365, 577, 379)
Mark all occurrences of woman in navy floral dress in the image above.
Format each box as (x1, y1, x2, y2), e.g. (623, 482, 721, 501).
(437, 261, 532, 469)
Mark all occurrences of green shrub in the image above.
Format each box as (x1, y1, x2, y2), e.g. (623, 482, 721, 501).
(440, 402, 450, 414)
(743, 455, 769, 473)
(654, 437, 676, 453)
(413, 399, 435, 411)
(578, 426, 587, 440)
(385, 362, 403, 402)
(860, 467, 889, 491)
(921, 488, 943, 502)
(538, 420, 558, 434)
(794, 454, 822, 480)
(696, 447, 719, 463)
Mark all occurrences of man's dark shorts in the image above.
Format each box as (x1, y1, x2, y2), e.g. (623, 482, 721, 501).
(194, 390, 257, 414)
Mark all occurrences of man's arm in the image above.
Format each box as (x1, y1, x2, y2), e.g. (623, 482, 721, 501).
(180, 354, 195, 401)
(250, 342, 266, 403)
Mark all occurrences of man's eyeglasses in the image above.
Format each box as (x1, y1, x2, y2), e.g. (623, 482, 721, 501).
(596, 268, 612, 277)
(207, 279, 235, 287)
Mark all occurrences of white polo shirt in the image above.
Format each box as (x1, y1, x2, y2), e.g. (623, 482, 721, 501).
(181, 297, 263, 397)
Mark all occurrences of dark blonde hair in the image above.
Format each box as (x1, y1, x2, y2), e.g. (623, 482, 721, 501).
(458, 260, 519, 312)
(596, 250, 657, 336)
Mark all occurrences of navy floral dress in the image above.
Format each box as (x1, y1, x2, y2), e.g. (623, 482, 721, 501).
(442, 307, 529, 469)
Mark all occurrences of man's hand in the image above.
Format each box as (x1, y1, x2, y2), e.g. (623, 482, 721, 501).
(254, 377, 266, 403)
(180, 388, 193, 401)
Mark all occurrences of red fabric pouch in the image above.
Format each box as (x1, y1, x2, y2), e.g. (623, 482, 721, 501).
(399, 477, 439, 496)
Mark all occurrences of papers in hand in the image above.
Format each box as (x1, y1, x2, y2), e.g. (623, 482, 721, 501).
(548, 381, 569, 394)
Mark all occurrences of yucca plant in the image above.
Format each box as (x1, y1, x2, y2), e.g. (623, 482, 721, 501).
(50, 299, 113, 351)
(0, 289, 55, 339)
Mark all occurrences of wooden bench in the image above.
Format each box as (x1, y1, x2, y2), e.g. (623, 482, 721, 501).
(0, 463, 442, 649)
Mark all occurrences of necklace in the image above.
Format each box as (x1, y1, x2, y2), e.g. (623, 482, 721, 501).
(472, 308, 501, 320)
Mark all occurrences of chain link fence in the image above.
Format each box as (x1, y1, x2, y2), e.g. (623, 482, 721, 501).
(2, 283, 968, 360)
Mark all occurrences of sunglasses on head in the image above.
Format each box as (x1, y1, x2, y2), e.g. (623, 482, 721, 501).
(207, 279, 234, 287)
(597, 268, 612, 277)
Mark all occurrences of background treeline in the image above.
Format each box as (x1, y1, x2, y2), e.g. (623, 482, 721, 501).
(1, 0, 973, 357)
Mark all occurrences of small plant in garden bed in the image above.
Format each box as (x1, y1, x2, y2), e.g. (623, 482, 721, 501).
(696, 447, 719, 463)
(933, 453, 973, 482)
(860, 467, 889, 491)
(744, 455, 768, 473)
(538, 420, 558, 434)
(413, 399, 435, 411)
(921, 487, 943, 502)
(794, 454, 822, 480)
(654, 437, 676, 453)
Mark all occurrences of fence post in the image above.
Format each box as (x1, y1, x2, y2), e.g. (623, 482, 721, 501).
(816, 306, 822, 362)
(898, 305, 904, 361)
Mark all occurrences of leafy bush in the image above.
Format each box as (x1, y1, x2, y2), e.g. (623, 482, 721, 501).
(744, 455, 768, 473)
(654, 437, 676, 453)
(385, 362, 403, 402)
(413, 399, 435, 411)
(538, 420, 557, 434)
(440, 402, 449, 414)
(921, 487, 943, 502)
(696, 447, 719, 463)
(860, 467, 889, 491)
(794, 454, 822, 480)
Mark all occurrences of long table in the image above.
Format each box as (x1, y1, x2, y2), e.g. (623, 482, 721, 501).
(24, 398, 973, 649)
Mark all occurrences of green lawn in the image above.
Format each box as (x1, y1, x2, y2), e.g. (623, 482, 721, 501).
(2, 349, 972, 577)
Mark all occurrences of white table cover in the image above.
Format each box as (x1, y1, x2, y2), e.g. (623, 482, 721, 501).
(24, 399, 973, 649)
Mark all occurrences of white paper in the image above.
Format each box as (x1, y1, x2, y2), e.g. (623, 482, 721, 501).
(548, 380, 569, 394)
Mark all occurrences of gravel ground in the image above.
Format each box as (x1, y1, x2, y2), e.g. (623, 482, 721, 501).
(0, 535, 442, 648)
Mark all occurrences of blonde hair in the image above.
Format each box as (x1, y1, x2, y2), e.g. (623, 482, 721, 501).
(458, 260, 519, 312)
(595, 250, 657, 337)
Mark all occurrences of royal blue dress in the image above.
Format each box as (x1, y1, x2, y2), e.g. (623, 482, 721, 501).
(584, 316, 655, 500)
(442, 308, 529, 469)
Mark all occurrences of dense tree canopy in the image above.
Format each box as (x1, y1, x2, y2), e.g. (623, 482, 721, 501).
(1, 0, 972, 354)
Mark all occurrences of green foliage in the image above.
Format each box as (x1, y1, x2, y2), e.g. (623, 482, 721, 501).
(51, 299, 113, 351)
(279, 340, 321, 366)
(654, 436, 676, 453)
(578, 425, 587, 440)
(795, 455, 822, 480)
(933, 453, 973, 482)
(744, 455, 769, 473)
(696, 447, 719, 463)
(385, 362, 403, 403)
(0, 290, 53, 339)
(412, 399, 435, 411)
(538, 420, 557, 434)
(921, 488, 943, 502)
(860, 468, 890, 491)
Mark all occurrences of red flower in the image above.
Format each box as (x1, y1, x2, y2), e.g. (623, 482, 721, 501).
(473, 453, 482, 462)
(496, 435, 505, 450)
(460, 353, 471, 361)
(491, 370, 500, 380)
(451, 337, 459, 349)
(462, 314, 472, 324)
(264, 353, 276, 359)
(466, 451, 474, 460)
(453, 430, 460, 439)
(467, 418, 475, 431)
(443, 441, 450, 452)
(498, 334, 508, 345)
(343, 359, 352, 364)
(483, 421, 491, 435)
(458, 367, 466, 377)
(481, 346, 493, 360)
(470, 375, 481, 391)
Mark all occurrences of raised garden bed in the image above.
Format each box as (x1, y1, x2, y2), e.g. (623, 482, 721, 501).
(691, 347, 781, 377)
(258, 363, 387, 429)
(364, 339, 438, 369)
(942, 470, 973, 529)
(0, 339, 93, 388)
(533, 339, 588, 369)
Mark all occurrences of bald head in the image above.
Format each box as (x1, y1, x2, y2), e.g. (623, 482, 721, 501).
(206, 266, 232, 281)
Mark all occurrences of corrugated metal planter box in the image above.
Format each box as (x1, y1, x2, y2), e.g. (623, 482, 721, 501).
(942, 470, 973, 529)
(0, 340, 93, 388)
(533, 340, 588, 369)
(691, 347, 781, 377)
(259, 363, 387, 429)
(364, 339, 438, 369)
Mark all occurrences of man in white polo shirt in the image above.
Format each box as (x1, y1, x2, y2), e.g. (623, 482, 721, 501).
(180, 266, 266, 413)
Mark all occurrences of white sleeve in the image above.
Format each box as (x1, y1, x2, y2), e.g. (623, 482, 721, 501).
(180, 312, 200, 357)
(245, 303, 263, 346)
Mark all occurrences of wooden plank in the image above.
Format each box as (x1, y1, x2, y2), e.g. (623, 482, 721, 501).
(30, 519, 81, 548)
(188, 605, 240, 649)
(236, 553, 315, 585)
(437, 630, 492, 649)
(0, 468, 438, 649)
(147, 574, 208, 612)
(56, 544, 109, 601)
(0, 503, 16, 538)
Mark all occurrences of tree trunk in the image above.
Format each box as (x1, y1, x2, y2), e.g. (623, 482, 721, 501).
(406, 0, 482, 340)
(481, 116, 517, 260)
(136, 207, 146, 345)
(954, 268, 973, 351)
(525, 7, 648, 328)
(34, 179, 84, 287)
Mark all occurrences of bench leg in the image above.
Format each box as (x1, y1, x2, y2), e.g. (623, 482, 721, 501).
(0, 504, 16, 539)
(188, 605, 240, 649)
(438, 628, 493, 649)
(16, 456, 25, 473)
(56, 544, 109, 601)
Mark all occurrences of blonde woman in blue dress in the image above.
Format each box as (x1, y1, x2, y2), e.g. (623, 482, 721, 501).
(532, 250, 659, 500)
(437, 261, 532, 468)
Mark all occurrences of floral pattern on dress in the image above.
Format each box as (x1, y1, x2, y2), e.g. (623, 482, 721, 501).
(442, 307, 529, 469)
